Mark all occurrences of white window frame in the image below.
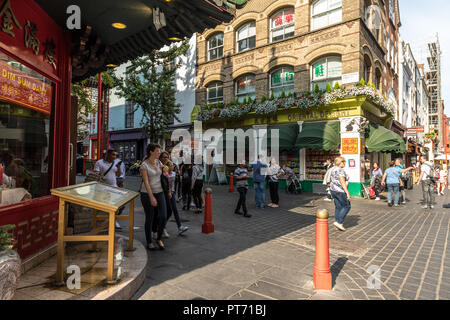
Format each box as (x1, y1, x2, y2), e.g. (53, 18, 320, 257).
(310, 56, 342, 90)
(270, 8, 295, 43)
(311, 0, 342, 31)
(206, 82, 224, 105)
(235, 74, 256, 103)
(270, 66, 295, 97)
(207, 33, 224, 61)
(236, 21, 256, 53)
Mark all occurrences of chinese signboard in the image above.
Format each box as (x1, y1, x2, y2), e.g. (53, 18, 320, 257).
(342, 138, 359, 154)
(0, 58, 52, 114)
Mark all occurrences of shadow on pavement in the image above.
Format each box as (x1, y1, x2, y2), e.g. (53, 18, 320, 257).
(330, 257, 348, 287)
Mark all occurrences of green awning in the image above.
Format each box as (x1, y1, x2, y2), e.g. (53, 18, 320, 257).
(262, 124, 299, 151)
(295, 121, 341, 151)
(366, 124, 406, 153)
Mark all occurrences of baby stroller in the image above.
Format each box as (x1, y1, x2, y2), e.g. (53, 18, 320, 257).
(285, 169, 302, 194)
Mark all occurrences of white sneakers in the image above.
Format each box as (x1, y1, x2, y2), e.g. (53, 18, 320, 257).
(333, 222, 346, 231)
(375, 197, 381, 201)
(324, 198, 332, 202)
(153, 230, 170, 239)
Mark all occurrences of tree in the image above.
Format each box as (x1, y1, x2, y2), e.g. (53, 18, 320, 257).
(111, 40, 190, 143)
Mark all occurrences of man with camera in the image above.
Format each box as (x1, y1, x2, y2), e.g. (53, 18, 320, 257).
(416, 156, 436, 209)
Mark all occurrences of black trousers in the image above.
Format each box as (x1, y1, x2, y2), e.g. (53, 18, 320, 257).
(235, 187, 248, 214)
(182, 180, 192, 209)
(174, 175, 182, 198)
(269, 181, 279, 204)
(193, 180, 203, 209)
(141, 192, 166, 244)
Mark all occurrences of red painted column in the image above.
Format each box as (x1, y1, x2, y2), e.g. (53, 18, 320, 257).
(313, 209, 332, 290)
(202, 188, 214, 234)
(229, 175, 234, 193)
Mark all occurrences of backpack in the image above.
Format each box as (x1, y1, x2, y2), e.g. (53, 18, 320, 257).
(424, 163, 438, 181)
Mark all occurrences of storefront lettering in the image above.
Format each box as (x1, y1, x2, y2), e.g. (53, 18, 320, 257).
(342, 138, 359, 154)
(273, 43, 293, 54)
(0, 0, 22, 37)
(24, 20, 40, 55)
(288, 110, 351, 122)
(310, 30, 340, 44)
(234, 53, 254, 65)
(44, 39, 57, 69)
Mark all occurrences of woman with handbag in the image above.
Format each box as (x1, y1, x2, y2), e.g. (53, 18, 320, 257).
(140, 143, 167, 250)
(370, 162, 383, 201)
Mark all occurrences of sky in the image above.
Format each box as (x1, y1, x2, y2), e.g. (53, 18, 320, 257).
(399, 0, 450, 116)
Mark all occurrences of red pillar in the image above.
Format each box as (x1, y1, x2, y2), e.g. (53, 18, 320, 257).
(313, 209, 332, 291)
(202, 188, 214, 234)
(229, 175, 234, 193)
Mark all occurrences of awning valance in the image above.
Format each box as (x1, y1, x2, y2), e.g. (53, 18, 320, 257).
(263, 124, 299, 152)
(295, 121, 341, 152)
(366, 124, 406, 153)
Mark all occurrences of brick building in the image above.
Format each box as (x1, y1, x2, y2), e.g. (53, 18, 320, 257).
(195, 0, 400, 108)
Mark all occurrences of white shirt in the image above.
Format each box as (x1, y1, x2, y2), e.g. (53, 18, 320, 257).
(140, 160, 163, 194)
(94, 159, 118, 187)
(420, 161, 433, 180)
(114, 159, 126, 179)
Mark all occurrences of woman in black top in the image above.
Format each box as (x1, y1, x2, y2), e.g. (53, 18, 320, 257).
(180, 163, 193, 211)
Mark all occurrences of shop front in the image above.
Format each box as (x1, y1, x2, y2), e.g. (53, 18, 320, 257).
(196, 94, 407, 197)
(0, 0, 71, 259)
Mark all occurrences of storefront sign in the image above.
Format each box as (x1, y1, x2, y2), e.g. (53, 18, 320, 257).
(0, 59, 52, 114)
(342, 138, 359, 154)
(341, 72, 359, 85)
(349, 159, 356, 167)
(406, 126, 424, 135)
(287, 109, 354, 122)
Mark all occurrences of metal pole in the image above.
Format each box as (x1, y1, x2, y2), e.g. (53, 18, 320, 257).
(97, 73, 102, 159)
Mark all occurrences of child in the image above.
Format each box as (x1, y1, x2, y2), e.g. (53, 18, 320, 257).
(234, 160, 251, 218)
(166, 161, 189, 235)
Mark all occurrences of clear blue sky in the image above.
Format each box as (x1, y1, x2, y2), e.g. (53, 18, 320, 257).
(399, 0, 449, 116)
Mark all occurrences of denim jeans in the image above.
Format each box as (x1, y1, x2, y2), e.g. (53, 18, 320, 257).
(330, 190, 351, 224)
(141, 192, 167, 244)
(254, 181, 266, 207)
(387, 183, 400, 205)
(422, 179, 435, 206)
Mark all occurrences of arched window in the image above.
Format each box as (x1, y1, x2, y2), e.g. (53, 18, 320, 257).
(270, 8, 295, 42)
(311, 0, 342, 31)
(235, 74, 256, 103)
(270, 66, 294, 97)
(207, 33, 224, 61)
(375, 68, 382, 90)
(311, 56, 342, 90)
(363, 55, 372, 83)
(236, 21, 256, 53)
(206, 82, 223, 104)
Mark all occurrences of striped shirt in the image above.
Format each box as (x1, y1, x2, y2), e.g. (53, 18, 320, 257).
(234, 167, 249, 188)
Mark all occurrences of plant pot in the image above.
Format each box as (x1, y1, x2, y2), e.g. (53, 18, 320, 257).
(0, 249, 21, 300)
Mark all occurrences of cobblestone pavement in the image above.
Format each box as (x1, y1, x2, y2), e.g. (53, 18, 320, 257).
(103, 176, 449, 300)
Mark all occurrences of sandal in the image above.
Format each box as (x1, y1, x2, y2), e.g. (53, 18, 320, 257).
(156, 240, 165, 250)
(147, 244, 157, 251)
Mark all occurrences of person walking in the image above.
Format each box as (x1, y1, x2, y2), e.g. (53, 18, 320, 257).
(234, 160, 251, 218)
(191, 163, 204, 214)
(329, 157, 351, 231)
(175, 150, 185, 202)
(416, 156, 436, 209)
(267, 158, 284, 208)
(159, 151, 173, 238)
(251, 155, 268, 209)
(438, 164, 447, 195)
(370, 162, 383, 201)
(395, 158, 409, 205)
(166, 160, 189, 234)
(180, 163, 193, 211)
(140, 144, 167, 251)
(114, 156, 126, 228)
(382, 160, 414, 207)
(323, 158, 334, 202)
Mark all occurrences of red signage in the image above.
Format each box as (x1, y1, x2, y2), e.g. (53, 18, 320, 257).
(342, 138, 359, 154)
(0, 59, 52, 114)
(406, 126, 425, 135)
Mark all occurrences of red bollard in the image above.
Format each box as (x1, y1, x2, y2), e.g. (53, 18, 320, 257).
(202, 188, 214, 234)
(313, 209, 332, 290)
(228, 174, 234, 193)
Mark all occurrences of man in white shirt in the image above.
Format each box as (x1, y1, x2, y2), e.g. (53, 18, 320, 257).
(416, 156, 435, 209)
(94, 149, 122, 228)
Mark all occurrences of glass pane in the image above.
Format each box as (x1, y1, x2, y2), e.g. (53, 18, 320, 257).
(329, 0, 342, 10)
(217, 85, 223, 98)
(238, 25, 248, 41)
(285, 25, 295, 38)
(272, 87, 284, 98)
(248, 22, 256, 37)
(312, 14, 328, 30)
(285, 70, 294, 83)
(249, 36, 256, 49)
(313, 60, 326, 80)
(272, 71, 282, 86)
(208, 87, 217, 99)
(209, 37, 217, 49)
(217, 34, 224, 46)
(238, 39, 248, 52)
(327, 58, 342, 78)
(247, 76, 256, 91)
(272, 28, 284, 42)
(272, 12, 284, 29)
(237, 78, 246, 94)
(218, 47, 224, 58)
(313, 0, 328, 15)
(285, 11, 295, 24)
(329, 8, 342, 25)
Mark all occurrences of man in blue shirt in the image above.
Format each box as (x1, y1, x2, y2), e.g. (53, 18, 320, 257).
(382, 160, 414, 207)
(250, 155, 268, 209)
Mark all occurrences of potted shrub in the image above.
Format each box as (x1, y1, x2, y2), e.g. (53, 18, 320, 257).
(0, 224, 21, 300)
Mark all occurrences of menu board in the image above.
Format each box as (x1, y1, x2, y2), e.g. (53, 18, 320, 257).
(51, 182, 139, 210)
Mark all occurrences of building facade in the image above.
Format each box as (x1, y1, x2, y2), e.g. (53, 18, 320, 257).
(193, 0, 404, 197)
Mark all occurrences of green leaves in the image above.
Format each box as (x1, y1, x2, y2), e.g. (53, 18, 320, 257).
(111, 39, 190, 142)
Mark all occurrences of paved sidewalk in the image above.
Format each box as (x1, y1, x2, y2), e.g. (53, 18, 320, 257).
(113, 176, 449, 300)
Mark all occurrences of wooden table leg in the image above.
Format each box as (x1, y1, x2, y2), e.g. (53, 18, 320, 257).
(90, 209, 98, 252)
(128, 199, 135, 251)
(55, 199, 66, 286)
(106, 210, 116, 284)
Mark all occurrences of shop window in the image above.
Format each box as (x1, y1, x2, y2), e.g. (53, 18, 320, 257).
(206, 82, 223, 105)
(270, 8, 295, 42)
(270, 67, 294, 98)
(311, 0, 342, 31)
(389, 0, 395, 23)
(235, 74, 256, 103)
(311, 56, 342, 90)
(207, 33, 224, 61)
(236, 21, 256, 53)
(0, 53, 53, 205)
(125, 100, 134, 129)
